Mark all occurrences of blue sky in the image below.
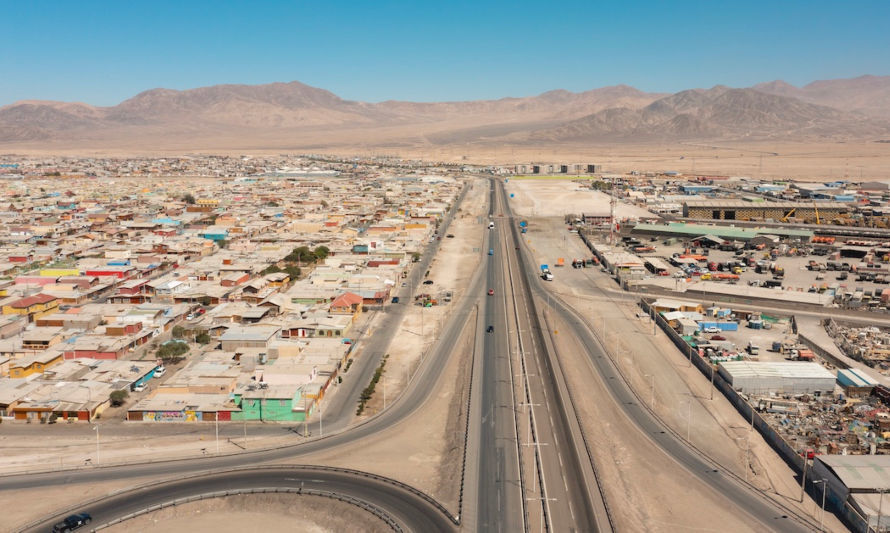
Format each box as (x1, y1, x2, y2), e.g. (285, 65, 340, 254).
(1, 1, 888, 106)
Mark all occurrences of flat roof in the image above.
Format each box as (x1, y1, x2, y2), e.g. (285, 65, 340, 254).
(817, 455, 890, 491)
(684, 200, 849, 209)
(633, 222, 814, 240)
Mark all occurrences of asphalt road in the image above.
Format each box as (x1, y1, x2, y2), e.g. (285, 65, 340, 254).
(473, 181, 606, 532)
(20, 466, 456, 533)
(475, 184, 524, 533)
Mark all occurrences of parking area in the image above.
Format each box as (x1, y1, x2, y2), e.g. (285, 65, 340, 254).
(619, 234, 890, 308)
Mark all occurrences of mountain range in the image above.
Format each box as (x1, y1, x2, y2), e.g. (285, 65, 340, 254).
(1, 75, 888, 150)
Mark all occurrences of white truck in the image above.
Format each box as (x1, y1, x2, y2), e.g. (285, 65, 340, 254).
(540, 264, 554, 281)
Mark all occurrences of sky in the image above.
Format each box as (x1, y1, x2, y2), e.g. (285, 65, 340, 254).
(1, 0, 889, 106)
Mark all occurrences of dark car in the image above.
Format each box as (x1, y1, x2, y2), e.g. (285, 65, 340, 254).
(423, 279, 434, 285)
(486, 325, 494, 333)
(53, 513, 91, 533)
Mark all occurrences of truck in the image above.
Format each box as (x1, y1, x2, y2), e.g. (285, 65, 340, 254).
(540, 264, 554, 281)
(488, 248, 493, 256)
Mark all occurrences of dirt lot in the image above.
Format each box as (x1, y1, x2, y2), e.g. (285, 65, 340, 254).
(504, 177, 654, 219)
(105, 493, 389, 533)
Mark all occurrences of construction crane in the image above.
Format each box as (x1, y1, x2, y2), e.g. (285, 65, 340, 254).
(813, 201, 821, 225)
(781, 207, 796, 223)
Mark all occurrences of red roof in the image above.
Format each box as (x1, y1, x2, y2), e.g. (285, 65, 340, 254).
(330, 292, 363, 308)
(10, 293, 57, 309)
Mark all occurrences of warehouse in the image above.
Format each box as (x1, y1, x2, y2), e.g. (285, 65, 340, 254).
(631, 221, 813, 242)
(682, 200, 848, 223)
(811, 455, 890, 532)
(718, 361, 836, 395)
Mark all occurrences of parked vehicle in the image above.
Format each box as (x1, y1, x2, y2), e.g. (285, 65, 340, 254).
(154, 366, 166, 377)
(703, 326, 720, 333)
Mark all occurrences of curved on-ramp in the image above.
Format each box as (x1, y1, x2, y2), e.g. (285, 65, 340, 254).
(19, 466, 457, 533)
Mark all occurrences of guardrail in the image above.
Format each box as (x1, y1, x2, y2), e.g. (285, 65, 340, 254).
(455, 304, 478, 525)
(94, 487, 404, 533)
(15, 464, 459, 533)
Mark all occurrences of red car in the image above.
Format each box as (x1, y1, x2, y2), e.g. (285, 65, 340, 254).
(488, 289, 494, 296)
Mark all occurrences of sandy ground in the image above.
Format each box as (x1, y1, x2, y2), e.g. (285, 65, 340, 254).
(366, 176, 487, 410)
(523, 211, 846, 531)
(505, 177, 655, 219)
(105, 493, 389, 533)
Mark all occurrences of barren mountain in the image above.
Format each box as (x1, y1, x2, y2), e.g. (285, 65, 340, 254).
(0, 76, 887, 150)
(531, 86, 890, 142)
(753, 75, 890, 118)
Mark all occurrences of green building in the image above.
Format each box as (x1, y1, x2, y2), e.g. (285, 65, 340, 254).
(232, 385, 309, 422)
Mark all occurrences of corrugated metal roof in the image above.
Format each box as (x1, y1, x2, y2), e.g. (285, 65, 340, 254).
(633, 222, 813, 240)
(818, 455, 890, 490)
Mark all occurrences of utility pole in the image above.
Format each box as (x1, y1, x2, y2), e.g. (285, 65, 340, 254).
(93, 425, 100, 465)
(215, 415, 220, 454)
(609, 191, 616, 245)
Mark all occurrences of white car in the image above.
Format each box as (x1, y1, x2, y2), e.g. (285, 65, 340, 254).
(133, 383, 147, 393)
(703, 326, 721, 333)
(154, 366, 167, 377)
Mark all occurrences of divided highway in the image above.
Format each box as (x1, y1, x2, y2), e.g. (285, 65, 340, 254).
(473, 181, 609, 532)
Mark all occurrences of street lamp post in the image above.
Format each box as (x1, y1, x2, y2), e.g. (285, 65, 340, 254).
(93, 425, 100, 465)
(644, 374, 655, 409)
(814, 479, 827, 532)
(736, 436, 749, 483)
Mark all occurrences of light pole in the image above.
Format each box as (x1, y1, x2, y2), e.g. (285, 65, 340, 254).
(735, 436, 749, 483)
(643, 374, 655, 409)
(877, 488, 885, 533)
(683, 400, 693, 441)
(215, 413, 220, 454)
(93, 424, 100, 465)
(814, 479, 827, 532)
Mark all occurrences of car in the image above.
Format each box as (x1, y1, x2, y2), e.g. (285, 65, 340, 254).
(446, 234, 454, 238)
(423, 279, 434, 285)
(53, 513, 91, 533)
(391, 297, 400, 303)
(703, 326, 720, 333)
(153, 366, 166, 377)
(133, 383, 147, 393)
(488, 288, 494, 295)
(486, 325, 494, 333)
(186, 314, 195, 320)
(710, 335, 726, 341)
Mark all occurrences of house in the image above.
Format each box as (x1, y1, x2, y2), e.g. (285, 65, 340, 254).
(2, 293, 59, 322)
(9, 350, 64, 378)
(219, 325, 280, 351)
(329, 292, 363, 319)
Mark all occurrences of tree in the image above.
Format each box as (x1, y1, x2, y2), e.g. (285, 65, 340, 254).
(217, 239, 228, 249)
(195, 332, 211, 345)
(411, 252, 421, 262)
(172, 325, 185, 339)
(110, 389, 129, 407)
(157, 341, 189, 363)
(313, 246, 330, 261)
(262, 264, 283, 275)
(284, 265, 301, 280)
(183, 193, 196, 204)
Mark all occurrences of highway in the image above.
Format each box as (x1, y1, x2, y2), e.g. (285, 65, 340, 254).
(20, 466, 456, 533)
(473, 181, 608, 532)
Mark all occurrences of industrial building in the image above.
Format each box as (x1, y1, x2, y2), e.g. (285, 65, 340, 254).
(683, 200, 849, 223)
(718, 361, 836, 395)
(631, 221, 813, 242)
(811, 455, 890, 532)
